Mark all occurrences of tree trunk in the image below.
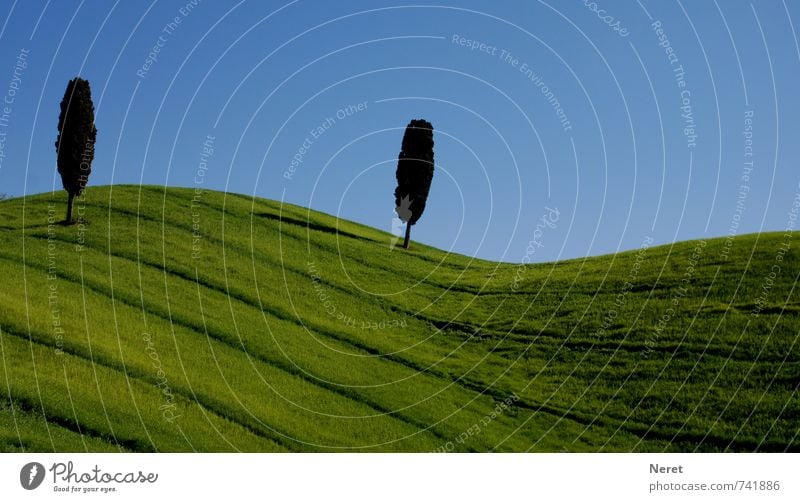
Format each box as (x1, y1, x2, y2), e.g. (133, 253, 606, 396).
(403, 221, 411, 249)
(66, 192, 75, 224)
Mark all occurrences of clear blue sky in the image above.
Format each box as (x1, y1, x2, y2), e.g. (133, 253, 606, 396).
(1, 0, 799, 262)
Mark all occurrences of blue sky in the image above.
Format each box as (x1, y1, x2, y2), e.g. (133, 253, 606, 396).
(0, 0, 799, 262)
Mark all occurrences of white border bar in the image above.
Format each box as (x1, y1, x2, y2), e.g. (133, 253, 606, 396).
(2, 453, 797, 501)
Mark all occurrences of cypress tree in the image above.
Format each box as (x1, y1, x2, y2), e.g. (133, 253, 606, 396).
(394, 119, 434, 249)
(55, 77, 96, 224)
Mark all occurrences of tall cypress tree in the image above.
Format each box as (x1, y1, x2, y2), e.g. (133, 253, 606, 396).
(394, 119, 434, 249)
(55, 77, 96, 224)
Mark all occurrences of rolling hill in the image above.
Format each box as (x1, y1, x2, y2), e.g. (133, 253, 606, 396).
(0, 185, 797, 452)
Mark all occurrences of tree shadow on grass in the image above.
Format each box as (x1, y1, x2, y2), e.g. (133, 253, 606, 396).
(255, 211, 370, 243)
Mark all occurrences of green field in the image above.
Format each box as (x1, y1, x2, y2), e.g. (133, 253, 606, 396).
(0, 185, 797, 452)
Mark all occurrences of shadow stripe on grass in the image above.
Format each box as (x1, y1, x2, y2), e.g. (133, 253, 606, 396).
(0, 252, 457, 449)
(0, 396, 134, 452)
(0, 241, 669, 446)
(9, 239, 769, 451)
(0, 321, 297, 451)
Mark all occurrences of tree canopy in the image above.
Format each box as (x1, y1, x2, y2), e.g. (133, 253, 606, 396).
(55, 77, 96, 223)
(394, 119, 434, 248)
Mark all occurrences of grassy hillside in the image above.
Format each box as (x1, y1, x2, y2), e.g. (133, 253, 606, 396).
(0, 185, 797, 452)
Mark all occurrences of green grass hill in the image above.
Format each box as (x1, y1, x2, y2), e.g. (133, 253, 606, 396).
(0, 185, 797, 452)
